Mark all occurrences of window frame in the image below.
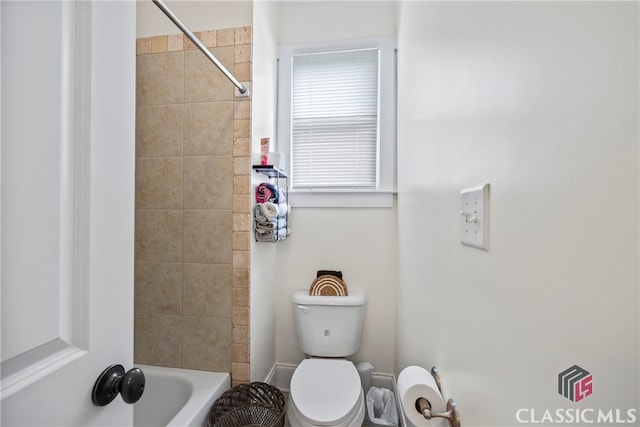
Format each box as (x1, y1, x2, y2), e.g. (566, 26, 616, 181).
(277, 37, 397, 208)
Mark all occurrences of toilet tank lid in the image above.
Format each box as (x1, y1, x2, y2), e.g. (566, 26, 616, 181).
(293, 290, 366, 306)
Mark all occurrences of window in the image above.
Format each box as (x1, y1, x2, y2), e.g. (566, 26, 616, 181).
(292, 48, 378, 190)
(277, 38, 396, 207)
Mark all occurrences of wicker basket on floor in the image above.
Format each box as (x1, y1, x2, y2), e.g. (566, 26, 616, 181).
(210, 404, 284, 427)
(207, 382, 285, 427)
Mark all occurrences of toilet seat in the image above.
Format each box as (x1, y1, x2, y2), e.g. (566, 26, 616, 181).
(289, 359, 364, 426)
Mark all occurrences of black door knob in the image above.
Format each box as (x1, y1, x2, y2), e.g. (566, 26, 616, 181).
(92, 365, 145, 406)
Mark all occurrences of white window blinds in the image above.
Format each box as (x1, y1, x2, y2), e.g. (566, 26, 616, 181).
(291, 48, 379, 190)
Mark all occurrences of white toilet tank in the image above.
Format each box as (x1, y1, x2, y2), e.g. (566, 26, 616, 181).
(292, 291, 366, 357)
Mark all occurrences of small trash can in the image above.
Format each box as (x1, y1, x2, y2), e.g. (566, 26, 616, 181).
(366, 387, 399, 427)
(207, 382, 285, 427)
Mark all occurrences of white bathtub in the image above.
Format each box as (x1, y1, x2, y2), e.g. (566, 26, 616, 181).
(134, 364, 231, 427)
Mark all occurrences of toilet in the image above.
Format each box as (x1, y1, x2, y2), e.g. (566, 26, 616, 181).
(288, 290, 367, 427)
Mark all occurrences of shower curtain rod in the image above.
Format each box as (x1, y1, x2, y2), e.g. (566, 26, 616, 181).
(152, 0, 248, 95)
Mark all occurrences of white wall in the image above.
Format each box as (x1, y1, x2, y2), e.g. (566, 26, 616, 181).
(274, 1, 398, 374)
(250, 0, 280, 382)
(136, 0, 251, 37)
(278, 1, 397, 45)
(276, 207, 398, 373)
(396, 2, 639, 426)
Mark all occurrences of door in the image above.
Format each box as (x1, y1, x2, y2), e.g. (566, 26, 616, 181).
(1, 1, 136, 425)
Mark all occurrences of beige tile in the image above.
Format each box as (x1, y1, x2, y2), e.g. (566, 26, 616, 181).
(183, 210, 232, 264)
(234, 27, 252, 45)
(183, 32, 201, 50)
(183, 316, 232, 371)
(183, 156, 233, 210)
(233, 213, 251, 233)
(217, 28, 235, 47)
(136, 105, 183, 157)
(134, 313, 182, 367)
(135, 27, 256, 377)
(232, 343, 249, 363)
(235, 45, 252, 64)
(232, 325, 249, 344)
(135, 262, 182, 315)
(184, 102, 233, 156)
(137, 37, 151, 55)
(232, 194, 250, 214)
(233, 137, 251, 157)
(232, 286, 249, 307)
(238, 64, 254, 85)
(168, 34, 183, 51)
(233, 156, 251, 176)
(234, 63, 251, 82)
(233, 175, 250, 194)
(151, 35, 168, 53)
(183, 263, 232, 318)
(233, 100, 251, 120)
(135, 157, 183, 209)
(185, 48, 235, 103)
(232, 232, 250, 251)
(231, 362, 249, 385)
(232, 306, 249, 326)
(201, 30, 217, 48)
(233, 119, 250, 139)
(232, 250, 250, 269)
(136, 51, 184, 106)
(232, 269, 249, 288)
(135, 210, 183, 262)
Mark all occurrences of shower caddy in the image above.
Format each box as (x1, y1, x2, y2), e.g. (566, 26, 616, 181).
(253, 165, 289, 242)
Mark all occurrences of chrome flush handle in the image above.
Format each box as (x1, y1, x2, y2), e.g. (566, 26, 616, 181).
(297, 305, 310, 313)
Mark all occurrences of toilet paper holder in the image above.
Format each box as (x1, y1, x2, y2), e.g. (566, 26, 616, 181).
(414, 367, 461, 427)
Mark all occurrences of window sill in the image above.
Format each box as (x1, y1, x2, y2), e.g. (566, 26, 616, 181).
(288, 190, 396, 208)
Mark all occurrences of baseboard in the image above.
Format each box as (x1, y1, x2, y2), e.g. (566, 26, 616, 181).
(264, 362, 296, 392)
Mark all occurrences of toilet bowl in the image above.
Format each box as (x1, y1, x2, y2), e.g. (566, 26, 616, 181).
(287, 359, 365, 427)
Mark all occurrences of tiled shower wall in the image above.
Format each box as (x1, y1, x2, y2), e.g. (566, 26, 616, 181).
(134, 27, 251, 385)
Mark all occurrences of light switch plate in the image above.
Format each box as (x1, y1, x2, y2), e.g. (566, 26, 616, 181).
(460, 183, 489, 250)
